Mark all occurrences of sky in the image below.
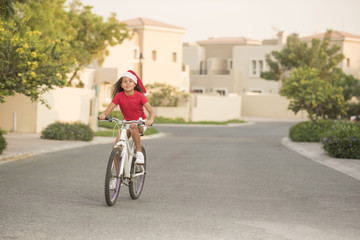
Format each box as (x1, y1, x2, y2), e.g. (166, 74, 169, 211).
(73, 0, 360, 42)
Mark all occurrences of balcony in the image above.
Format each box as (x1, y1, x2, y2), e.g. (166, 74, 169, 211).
(191, 57, 231, 76)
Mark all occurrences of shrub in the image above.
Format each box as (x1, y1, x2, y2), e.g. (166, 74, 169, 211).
(145, 82, 189, 107)
(289, 120, 334, 142)
(41, 122, 93, 141)
(0, 129, 7, 155)
(346, 103, 360, 119)
(322, 121, 360, 159)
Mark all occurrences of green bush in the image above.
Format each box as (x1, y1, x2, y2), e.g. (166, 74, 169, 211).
(322, 121, 360, 159)
(41, 122, 93, 141)
(346, 103, 360, 119)
(0, 129, 7, 155)
(289, 120, 334, 142)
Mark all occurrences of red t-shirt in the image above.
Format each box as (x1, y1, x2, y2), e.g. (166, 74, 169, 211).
(112, 91, 149, 121)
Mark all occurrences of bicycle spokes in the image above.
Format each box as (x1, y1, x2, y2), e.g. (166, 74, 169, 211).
(105, 148, 122, 206)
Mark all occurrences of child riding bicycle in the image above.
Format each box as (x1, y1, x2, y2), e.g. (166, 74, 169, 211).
(98, 70, 155, 165)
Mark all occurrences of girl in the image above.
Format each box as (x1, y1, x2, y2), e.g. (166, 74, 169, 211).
(98, 70, 154, 165)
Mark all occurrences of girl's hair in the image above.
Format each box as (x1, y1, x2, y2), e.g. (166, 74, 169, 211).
(112, 77, 144, 99)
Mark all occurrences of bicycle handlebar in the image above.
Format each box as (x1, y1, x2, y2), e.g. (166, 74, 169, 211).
(99, 116, 147, 125)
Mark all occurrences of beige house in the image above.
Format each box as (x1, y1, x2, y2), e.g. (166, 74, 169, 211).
(96, 18, 189, 110)
(183, 30, 360, 119)
(301, 31, 360, 80)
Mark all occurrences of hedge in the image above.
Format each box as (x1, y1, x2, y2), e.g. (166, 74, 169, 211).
(41, 122, 93, 141)
(322, 121, 360, 159)
(289, 120, 334, 142)
(0, 129, 7, 154)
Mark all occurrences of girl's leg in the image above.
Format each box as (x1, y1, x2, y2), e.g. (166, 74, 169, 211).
(129, 124, 145, 164)
(129, 124, 144, 152)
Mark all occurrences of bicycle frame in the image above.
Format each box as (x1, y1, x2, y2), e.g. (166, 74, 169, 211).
(106, 117, 146, 180)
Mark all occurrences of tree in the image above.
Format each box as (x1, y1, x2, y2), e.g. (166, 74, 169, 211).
(261, 33, 311, 82)
(280, 67, 347, 123)
(334, 70, 360, 101)
(0, 0, 15, 21)
(261, 30, 345, 83)
(261, 30, 356, 122)
(0, 20, 74, 106)
(66, 0, 130, 84)
(12, 0, 130, 85)
(13, 0, 70, 40)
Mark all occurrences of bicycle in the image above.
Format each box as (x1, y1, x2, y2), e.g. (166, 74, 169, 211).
(100, 116, 147, 206)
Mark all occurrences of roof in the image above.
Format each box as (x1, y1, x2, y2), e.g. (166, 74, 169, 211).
(301, 30, 360, 41)
(197, 37, 261, 46)
(124, 18, 186, 31)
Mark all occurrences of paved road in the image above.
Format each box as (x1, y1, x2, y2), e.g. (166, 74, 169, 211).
(1, 122, 360, 240)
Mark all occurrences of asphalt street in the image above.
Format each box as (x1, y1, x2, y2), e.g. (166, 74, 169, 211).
(1, 122, 360, 240)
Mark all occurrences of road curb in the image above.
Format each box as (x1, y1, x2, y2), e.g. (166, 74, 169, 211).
(155, 122, 254, 127)
(0, 133, 165, 165)
(281, 137, 360, 181)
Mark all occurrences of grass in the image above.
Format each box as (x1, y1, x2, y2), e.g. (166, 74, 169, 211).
(94, 127, 159, 137)
(154, 116, 246, 125)
(96, 114, 246, 137)
(98, 116, 246, 129)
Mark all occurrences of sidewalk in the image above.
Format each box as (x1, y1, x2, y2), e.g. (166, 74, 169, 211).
(0, 133, 114, 163)
(282, 137, 360, 181)
(0, 133, 165, 164)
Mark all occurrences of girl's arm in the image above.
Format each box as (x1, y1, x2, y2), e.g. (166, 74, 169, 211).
(98, 102, 117, 120)
(144, 102, 155, 127)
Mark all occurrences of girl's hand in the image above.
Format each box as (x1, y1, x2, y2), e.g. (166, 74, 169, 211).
(98, 113, 107, 120)
(145, 120, 153, 127)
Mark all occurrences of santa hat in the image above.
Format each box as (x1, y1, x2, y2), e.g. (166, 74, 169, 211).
(120, 70, 148, 95)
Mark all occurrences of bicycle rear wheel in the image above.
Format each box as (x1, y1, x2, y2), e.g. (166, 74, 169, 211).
(105, 148, 122, 206)
(129, 146, 146, 199)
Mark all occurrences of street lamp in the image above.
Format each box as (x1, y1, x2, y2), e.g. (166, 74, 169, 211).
(139, 53, 143, 80)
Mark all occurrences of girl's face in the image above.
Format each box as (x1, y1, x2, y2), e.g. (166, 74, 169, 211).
(121, 77, 136, 93)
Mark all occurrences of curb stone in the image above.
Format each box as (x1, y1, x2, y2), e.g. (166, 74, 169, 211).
(281, 137, 360, 181)
(0, 133, 165, 164)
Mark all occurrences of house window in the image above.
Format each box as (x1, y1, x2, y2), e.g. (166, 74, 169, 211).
(248, 88, 263, 95)
(227, 59, 233, 70)
(133, 47, 140, 62)
(259, 60, 264, 73)
(250, 59, 266, 77)
(172, 52, 177, 62)
(104, 83, 112, 103)
(192, 88, 204, 94)
(200, 61, 207, 75)
(214, 88, 227, 96)
(347, 58, 350, 67)
(152, 50, 157, 61)
(252, 60, 257, 75)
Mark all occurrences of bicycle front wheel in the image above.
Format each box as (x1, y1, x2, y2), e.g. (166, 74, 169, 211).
(129, 146, 146, 199)
(104, 148, 122, 206)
